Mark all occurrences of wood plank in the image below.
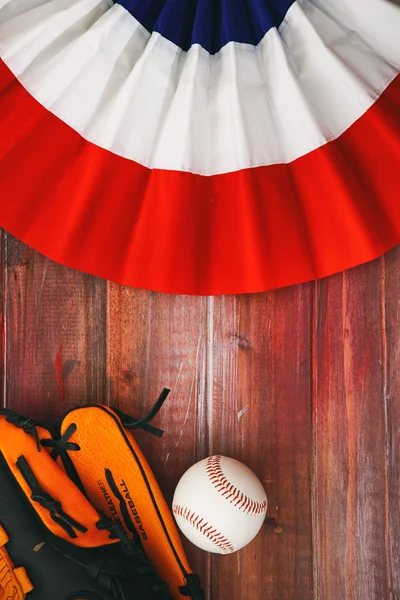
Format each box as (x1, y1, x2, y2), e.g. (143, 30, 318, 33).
(106, 285, 210, 593)
(209, 287, 314, 600)
(4, 224, 399, 599)
(383, 245, 400, 599)
(0, 229, 5, 407)
(313, 261, 389, 600)
(4, 232, 107, 421)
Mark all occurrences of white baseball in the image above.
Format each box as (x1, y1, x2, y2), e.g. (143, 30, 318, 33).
(172, 455, 267, 554)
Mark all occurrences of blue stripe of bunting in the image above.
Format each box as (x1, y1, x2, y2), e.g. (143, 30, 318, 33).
(115, 0, 296, 54)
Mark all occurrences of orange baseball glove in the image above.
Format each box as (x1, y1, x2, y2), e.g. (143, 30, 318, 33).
(50, 389, 204, 600)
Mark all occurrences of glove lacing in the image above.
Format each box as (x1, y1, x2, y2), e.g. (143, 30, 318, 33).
(96, 513, 172, 598)
(0, 409, 41, 451)
(16, 455, 88, 538)
(112, 388, 170, 438)
(179, 574, 205, 600)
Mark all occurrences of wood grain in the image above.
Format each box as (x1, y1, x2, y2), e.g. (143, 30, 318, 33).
(210, 287, 314, 600)
(3, 232, 107, 420)
(313, 261, 389, 600)
(382, 245, 400, 599)
(106, 284, 211, 593)
(2, 228, 400, 599)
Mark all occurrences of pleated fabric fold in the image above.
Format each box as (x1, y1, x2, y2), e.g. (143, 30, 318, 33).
(0, 0, 399, 294)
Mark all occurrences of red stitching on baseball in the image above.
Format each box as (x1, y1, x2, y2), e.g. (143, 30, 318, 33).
(172, 504, 235, 554)
(205, 456, 267, 516)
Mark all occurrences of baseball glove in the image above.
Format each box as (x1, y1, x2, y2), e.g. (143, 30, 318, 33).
(0, 408, 174, 600)
(50, 390, 205, 600)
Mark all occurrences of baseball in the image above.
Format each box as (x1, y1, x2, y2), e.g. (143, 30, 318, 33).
(172, 455, 267, 554)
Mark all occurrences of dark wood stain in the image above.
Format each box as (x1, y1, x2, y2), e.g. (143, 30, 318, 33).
(1, 228, 400, 600)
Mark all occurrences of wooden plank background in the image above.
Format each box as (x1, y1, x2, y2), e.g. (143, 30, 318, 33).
(1, 228, 399, 600)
